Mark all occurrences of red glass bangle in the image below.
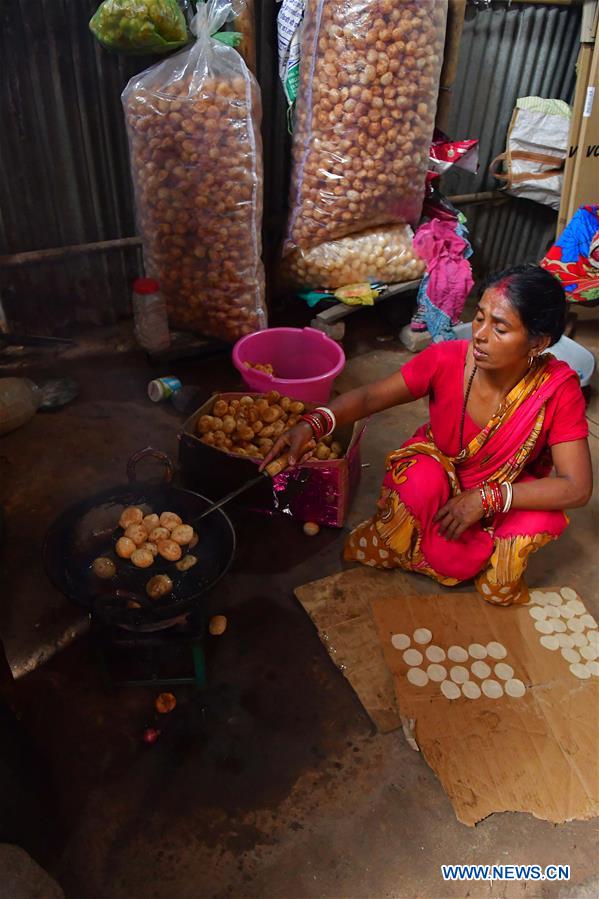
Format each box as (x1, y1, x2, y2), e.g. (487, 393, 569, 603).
(314, 406, 335, 436)
(300, 412, 325, 440)
(488, 482, 496, 510)
(489, 481, 503, 515)
(479, 485, 490, 518)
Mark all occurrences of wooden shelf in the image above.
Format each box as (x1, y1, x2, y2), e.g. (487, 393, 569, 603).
(314, 279, 422, 325)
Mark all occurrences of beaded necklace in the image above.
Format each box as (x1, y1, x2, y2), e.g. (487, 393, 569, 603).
(459, 364, 477, 452)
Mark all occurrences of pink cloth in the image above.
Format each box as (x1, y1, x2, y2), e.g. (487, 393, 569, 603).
(412, 220, 474, 322)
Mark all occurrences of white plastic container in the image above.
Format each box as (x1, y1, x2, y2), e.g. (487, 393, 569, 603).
(132, 278, 171, 353)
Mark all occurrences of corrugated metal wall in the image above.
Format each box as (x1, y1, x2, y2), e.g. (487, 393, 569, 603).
(442, 0, 581, 277)
(0, 0, 582, 333)
(0, 0, 149, 332)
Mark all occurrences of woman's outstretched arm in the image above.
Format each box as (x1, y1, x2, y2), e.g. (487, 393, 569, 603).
(260, 368, 416, 469)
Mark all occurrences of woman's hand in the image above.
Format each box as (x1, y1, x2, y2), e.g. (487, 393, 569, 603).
(433, 489, 484, 541)
(259, 421, 314, 472)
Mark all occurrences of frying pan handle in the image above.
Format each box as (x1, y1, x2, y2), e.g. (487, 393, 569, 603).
(126, 447, 175, 484)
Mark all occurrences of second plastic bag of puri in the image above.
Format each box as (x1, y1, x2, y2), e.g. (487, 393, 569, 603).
(122, 0, 266, 341)
(285, 0, 447, 253)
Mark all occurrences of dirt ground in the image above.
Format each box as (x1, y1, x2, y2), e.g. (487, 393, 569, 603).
(1, 305, 598, 899)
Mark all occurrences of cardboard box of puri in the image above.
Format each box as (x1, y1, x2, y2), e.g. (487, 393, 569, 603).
(179, 393, 366, 527)
(369, 586, 599, 827)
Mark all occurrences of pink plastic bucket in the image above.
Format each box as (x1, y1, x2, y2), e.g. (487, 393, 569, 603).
(232, 327, 345, 404)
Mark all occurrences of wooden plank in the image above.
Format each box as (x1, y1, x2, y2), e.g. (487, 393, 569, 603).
(512, 0, 578, 5)
(436, 0, 467, 132)
(315, 280, 422, 325)
(0, 236, 142, 267)
(581, 0, 599, 42)
(558, 43, 594, 236)
(567, 26, 599, 225)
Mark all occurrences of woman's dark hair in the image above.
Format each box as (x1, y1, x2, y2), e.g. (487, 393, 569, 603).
(480, 264, 567, 346)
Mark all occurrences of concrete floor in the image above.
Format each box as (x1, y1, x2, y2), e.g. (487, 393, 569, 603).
(1, 305, 598, 899)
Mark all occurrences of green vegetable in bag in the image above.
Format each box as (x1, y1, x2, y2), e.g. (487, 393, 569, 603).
(90, 0, 189, 55)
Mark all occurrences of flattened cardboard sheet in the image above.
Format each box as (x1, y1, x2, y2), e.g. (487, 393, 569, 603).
(370, 587, 599, 826)
(295, 567, 416, 733)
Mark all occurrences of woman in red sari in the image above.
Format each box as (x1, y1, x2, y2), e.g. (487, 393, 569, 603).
(263, 265, 592, 605)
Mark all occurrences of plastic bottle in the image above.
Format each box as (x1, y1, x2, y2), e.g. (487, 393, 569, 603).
(132, 278, 171, 353)
(0, 378, 41, 435)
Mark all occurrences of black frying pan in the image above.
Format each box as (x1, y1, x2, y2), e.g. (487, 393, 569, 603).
(43, 448, 236, 632)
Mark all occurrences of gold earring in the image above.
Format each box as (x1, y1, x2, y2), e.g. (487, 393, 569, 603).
(528, 354, 535, 367)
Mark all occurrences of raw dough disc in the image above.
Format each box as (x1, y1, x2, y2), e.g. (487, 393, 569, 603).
(505, 678, 526, 698)
(462, 681, 481, 700)
(560, 586, 578, 602)
(545, 606, 561, 619)
(545, 592, 563, 606)
(588, 661, 599, 677)
(427, 663, 447, 682)
(494, 662, 514, 680)
(558, 605, 576, 620)
(468, 643, 487, 660)
(441, 680, 461, 700)
(580, 614, 598, 629)
(540, 635, 560, 651)
(529, 606, 547, 621)
(482, 679, 504, 699)
(535, 620, 554, 635)
(570, 663, 591, 680)
(561, 647, 581, 664)
(407, 667, 429, 687)
(447, 645, 468, 663)
(568, 618, 586, 634)
(486, 641, 507, 660)
(530, 590, 548, 604)
(580, 645, 599, 661)
(391, 633, 411, 650)
(588, 631, 599, 646)
(425, 645, 446, 663)
(571, 633, 588, 648)
(413, 628, 433, 645)
(403, 649, 423, 667)
(471, 660, 491, 679)
(557, 633, 574, 648)
(551, 619, 567, 633)
(450, 665, 469, 684)
(566, 599, 585, 615)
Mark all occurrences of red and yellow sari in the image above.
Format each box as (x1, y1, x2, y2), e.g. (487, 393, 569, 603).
(345, 341, 589, 605)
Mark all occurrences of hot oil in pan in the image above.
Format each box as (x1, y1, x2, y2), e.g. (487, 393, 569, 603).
(43, 481, 235, 631)
(69, 495, 222, 611)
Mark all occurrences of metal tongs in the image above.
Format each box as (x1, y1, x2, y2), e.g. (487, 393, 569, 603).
(194, 452, 291, 522)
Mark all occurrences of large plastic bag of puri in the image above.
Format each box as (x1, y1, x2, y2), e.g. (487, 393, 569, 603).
(122, 0, 266, 341)
(282, 223, 426, 290)
(285, 0, 447, 253)
(90, 0, 189, 54)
